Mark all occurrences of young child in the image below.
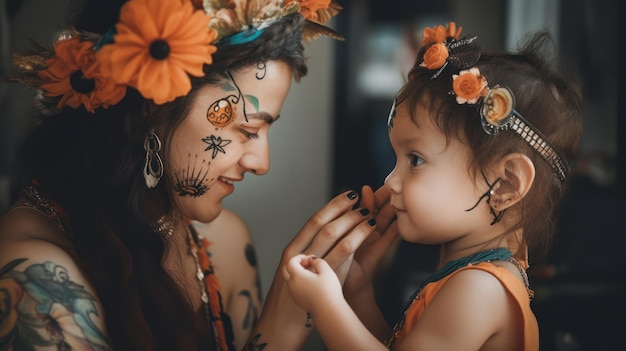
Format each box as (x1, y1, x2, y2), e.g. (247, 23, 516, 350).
(283, 22, 583, 350)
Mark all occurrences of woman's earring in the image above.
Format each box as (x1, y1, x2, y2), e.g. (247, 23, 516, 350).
(143, 131, 164, 188)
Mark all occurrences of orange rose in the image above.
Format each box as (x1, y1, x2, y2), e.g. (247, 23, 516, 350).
(420, 43, 449, 70)
(482, 87, 514, 125)
(421, 22, 462, 46)
(0, 276, 23, 340)
(452, 68, 487, 104)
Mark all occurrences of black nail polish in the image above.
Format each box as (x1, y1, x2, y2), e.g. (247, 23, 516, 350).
(359, 208, 370, 216)
(347, 191, 357, 200)
(368, 219, 376, 226)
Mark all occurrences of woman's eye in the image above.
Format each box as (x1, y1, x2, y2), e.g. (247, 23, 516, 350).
(409, 154, 424, 167)
(240, 128, 259, 139)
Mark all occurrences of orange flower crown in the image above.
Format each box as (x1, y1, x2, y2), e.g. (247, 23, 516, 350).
(414, 22, 569, 183)
(14, 0, 343, 110)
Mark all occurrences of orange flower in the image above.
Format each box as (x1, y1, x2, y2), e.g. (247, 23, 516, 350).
(0, 276, 23, 339)
(421, 21, 462, 46)
(420, 42, 449, 70)
(482, 86, 514, 125)
(452, 67, 488, 104)
(298, 0, 340, 24)
(39, 35, 127, 113)
(96, 0, 217, 104)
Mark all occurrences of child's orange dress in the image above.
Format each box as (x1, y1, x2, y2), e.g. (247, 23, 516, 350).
(389, 261, 539, 350)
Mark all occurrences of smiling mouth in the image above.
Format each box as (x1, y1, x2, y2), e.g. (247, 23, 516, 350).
(219, 177, 234, 185)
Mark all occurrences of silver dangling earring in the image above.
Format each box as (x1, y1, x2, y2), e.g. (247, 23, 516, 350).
(143, 131, 163, 188)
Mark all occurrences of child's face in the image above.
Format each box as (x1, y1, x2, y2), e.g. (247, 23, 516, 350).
(385, 102, 495, 246)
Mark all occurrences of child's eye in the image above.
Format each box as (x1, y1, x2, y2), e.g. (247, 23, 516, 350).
(408, 154, 424, 167)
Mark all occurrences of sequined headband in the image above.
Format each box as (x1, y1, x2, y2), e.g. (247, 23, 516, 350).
(14, 0, 343, 111)
(413, 22, 568, 183)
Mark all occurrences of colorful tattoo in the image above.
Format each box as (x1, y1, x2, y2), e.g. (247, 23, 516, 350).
(207, 71, 260, 127)
(174, 153, 211, 197)
(0, 258, 111, 350)
(202, 135, 232, 159)
(242, 334, 267, 351)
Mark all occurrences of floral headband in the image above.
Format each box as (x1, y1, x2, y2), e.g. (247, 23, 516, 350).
(415, 22, 568, 183)
(15, 0, 342, 111)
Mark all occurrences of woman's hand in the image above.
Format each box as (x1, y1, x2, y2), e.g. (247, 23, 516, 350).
(342, 185, 399, 300)
(248, 189, 376, 350)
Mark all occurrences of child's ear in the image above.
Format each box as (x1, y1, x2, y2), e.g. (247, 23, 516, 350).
(491, 153, 535, 210)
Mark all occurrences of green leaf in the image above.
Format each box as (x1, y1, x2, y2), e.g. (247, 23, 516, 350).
(245, 95, 259, 111)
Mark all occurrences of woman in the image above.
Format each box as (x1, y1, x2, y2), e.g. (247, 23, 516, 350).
(0, 0, 395, 350)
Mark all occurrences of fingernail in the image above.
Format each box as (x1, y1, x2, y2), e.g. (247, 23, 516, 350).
(347, 191, 357, 200)
(368, 219, 377, 226)
(359, 208, 370, 216)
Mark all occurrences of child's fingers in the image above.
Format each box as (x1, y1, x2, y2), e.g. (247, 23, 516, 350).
(283, 254, 309, 280)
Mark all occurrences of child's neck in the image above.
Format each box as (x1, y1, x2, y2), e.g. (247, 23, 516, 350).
(437, 227, 524, 269)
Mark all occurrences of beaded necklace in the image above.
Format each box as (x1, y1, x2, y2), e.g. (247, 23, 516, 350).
(385, 247, 530, 349)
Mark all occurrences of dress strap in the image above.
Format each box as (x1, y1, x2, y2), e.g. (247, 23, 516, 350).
(19, 185, 70, 236)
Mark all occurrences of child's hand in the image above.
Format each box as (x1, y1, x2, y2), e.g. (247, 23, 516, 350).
(283, 254, 344, 314)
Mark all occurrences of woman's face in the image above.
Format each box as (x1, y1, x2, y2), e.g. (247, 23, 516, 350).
(168, 60, 293, 222)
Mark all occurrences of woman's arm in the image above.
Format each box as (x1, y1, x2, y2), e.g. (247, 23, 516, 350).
(193, 209, 262, 351)
(284, 254, 388, 351)
(0, 238, 111, 350)
(246, 190, 379, 350)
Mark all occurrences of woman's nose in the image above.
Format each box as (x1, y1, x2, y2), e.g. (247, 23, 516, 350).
(241, 141, 270, 175)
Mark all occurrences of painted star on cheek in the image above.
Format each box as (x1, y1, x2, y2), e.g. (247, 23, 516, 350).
(202, 135, 232, 159)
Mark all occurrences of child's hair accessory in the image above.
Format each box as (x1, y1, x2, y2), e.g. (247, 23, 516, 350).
(417, 22, 569, 183)
(13, 0, 343, 111)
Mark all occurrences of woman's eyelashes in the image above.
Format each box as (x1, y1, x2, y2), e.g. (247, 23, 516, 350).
(239, 127, 260, 139)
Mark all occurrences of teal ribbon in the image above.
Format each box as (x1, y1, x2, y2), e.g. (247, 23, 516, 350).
(218, 27, 264, 46)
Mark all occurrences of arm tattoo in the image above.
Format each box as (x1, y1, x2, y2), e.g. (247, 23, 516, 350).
(0, 258, 111, 350)
(242, 333, 267, 351)
(238, 290, 258, 330)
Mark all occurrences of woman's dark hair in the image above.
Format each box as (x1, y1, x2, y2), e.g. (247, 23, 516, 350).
(400, 31, 583, 263)
(14, 0, 308, 349)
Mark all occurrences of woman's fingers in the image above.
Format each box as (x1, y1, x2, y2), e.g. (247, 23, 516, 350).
(284, 190, 360, 257)
(322, 217, 376, 273)
(303, 207, 373, 258)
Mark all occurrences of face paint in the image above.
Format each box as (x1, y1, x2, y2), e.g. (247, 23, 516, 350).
(174, 153, 211, 197)
(202, 135, 232, 159)
(168, 61, 292, 223)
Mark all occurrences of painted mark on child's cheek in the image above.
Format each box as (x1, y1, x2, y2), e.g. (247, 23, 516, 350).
(202, 135, 232, 159)
(174, 153, 211, 197)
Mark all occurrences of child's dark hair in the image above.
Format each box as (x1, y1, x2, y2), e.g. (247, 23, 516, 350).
(399, 31, 583, 262)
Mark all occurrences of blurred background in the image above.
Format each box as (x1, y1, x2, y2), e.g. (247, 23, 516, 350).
(1, 0, 623, 350)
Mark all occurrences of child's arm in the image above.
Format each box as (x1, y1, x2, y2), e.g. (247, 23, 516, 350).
(283, 254, 389, 351)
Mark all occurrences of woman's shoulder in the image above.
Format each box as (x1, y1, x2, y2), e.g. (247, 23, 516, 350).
(192, 208, 253, 248)
(0, 202, 73, 251)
